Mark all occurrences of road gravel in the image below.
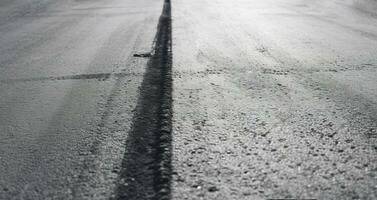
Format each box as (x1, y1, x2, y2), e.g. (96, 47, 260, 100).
(171, 0, 377, 199)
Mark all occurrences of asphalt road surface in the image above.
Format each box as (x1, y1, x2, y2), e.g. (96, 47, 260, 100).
(171, 0, 377, 199)
(1, 0, 377, 199)
(0, 0, 163, 199)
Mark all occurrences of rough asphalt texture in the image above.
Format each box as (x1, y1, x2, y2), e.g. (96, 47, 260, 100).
(0, 0, 377, 199)
(172, 0, 377, 199)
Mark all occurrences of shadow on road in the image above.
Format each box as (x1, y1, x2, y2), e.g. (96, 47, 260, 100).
(113, 0, 173, 199)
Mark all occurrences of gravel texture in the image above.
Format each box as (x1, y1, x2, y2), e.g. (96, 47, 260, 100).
(171, 0, 377, 199)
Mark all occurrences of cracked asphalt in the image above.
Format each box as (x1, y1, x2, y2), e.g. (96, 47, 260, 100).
(1, 0, 377, 199)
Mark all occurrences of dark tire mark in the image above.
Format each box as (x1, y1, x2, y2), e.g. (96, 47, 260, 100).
(133, 52, 153, 58)
(0, 72, 142, 84)
(113, 0, 173, 199)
